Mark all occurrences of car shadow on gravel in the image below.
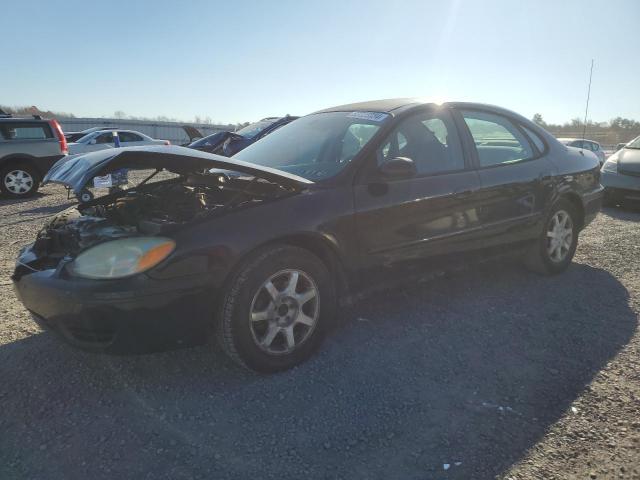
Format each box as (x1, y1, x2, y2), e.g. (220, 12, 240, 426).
(0, 262, 636, 480)
(602, 204, 640, 219)
(17, 203, 75, 215)
(0, 192, 48, 204)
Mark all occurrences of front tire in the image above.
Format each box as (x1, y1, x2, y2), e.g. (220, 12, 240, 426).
(0, 164, 39, 198)
(218, 245, 335, 373)
(524, 199, 579, 275)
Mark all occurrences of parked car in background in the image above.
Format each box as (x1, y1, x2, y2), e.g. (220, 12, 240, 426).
(12, 99, 603, 372)
(557, 138, 606, 164)
(188, 116, 298, 156)
(64, 127, 119, 143)
(0, 114, 67, 197)
(68, 130, 170, 155)
(181, 125, 204, 145)
(601, 135, 640, 206)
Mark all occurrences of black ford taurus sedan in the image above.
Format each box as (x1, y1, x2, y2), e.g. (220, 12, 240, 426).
(12, 99, 603, 372)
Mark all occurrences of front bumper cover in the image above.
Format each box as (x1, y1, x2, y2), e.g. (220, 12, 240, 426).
(601, 170, 640, 202)
(12, 245, 216, 353)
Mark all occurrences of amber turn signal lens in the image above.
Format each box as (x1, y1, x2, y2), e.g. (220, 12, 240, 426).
(136, 241, 175, 272)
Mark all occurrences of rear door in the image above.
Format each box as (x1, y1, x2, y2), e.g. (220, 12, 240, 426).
(353, 107, 482, 268)
(456, 109, 555, 247)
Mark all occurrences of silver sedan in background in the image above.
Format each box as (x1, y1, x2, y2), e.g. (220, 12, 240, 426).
(601, 135, 640, 206)
(557, 138, 606, 165)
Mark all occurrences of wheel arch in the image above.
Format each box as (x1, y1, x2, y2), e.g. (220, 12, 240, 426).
(221, 232, 351, 302)
(559, 191, 585, 230)
(0, 154, 42, 179)
(262, 233, 350, 299)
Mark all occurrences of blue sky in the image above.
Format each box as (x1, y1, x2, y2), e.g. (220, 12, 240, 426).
(3, 0, 638, 124)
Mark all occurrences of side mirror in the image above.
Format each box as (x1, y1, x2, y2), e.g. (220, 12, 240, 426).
(378, 157, 417, 179)
(89, 139, 97, 145)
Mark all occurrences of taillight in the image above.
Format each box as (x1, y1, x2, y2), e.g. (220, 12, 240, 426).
(164, 140, 171, 145)
(49, 119, 68, 155)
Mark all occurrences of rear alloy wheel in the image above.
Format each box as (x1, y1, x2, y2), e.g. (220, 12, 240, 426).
(218, 245, 335, 373)
(1, 165, 39, 198)
(525, 199, 578, 274)
(546, 210, 574, 263)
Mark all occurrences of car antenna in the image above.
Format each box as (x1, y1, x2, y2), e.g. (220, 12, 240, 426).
(581, 59, 594, 143)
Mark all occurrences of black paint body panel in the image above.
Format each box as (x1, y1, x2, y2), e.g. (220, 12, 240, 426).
(13, 101, 603, 353)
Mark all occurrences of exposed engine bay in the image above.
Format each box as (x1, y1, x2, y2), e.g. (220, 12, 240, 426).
(32, 171, 292, 259)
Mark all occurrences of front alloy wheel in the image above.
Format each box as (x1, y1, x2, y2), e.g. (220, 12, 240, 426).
(218, 245, 335, 373)
(250, 269, 320, 355)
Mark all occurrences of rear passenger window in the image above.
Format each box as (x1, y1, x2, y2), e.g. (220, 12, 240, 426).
(118, 132, 143, 142)
(461, 111, 534, 167)
(521, 125, 546, 153)
(0, 124, 51, 140)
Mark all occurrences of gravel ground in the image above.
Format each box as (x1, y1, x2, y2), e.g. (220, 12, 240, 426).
(0, 185, 638, 480)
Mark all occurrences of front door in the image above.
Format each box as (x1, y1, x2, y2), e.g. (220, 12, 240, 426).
(354, 108, 482, 270)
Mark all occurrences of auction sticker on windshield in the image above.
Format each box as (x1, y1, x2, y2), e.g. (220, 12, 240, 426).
(346, 112, 389, 122)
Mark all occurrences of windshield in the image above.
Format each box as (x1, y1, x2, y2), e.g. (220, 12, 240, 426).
(626, 135, 640, 149)
(235, 120, 275, 139)
(233, 111, 387, 181)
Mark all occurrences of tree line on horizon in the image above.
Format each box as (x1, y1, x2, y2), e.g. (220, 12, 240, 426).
(532, 113, 640, 145)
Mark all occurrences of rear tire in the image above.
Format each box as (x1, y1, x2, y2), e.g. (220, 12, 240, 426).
(524, 199, 579, 275)
(0, 164, 40, 198)
(218, 245, 335, 373)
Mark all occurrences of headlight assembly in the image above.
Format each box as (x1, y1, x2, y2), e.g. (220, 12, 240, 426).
(68, 237, 175, 279)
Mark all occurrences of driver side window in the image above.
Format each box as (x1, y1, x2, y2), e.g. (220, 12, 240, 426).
(377, 110, 464, 175)
(340, 124, 379, 163)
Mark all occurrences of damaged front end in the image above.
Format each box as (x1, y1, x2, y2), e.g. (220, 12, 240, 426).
(15, 146, 312, 280)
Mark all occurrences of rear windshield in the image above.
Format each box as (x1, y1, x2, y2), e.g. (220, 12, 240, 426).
(235, 120, 275, 139)
(0, 122, 52, 140)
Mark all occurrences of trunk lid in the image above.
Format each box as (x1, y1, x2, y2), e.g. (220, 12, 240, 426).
(44, 145, 313, 194)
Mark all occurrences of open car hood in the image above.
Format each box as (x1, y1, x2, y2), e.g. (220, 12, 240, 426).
(44, 145, 313, 194)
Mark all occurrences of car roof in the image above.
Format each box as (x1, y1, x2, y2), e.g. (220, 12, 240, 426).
(313, 98, 534, 120)
(91, 129, 146, 135)
(557, 137, 599, 144)
(314, 98, 424, 115)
